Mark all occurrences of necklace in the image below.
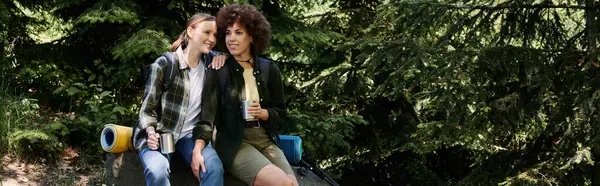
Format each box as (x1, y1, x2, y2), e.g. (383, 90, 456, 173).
(237, 56, 254, 67)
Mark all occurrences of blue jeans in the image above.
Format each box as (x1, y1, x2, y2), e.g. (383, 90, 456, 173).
(139, 133, 224, 186)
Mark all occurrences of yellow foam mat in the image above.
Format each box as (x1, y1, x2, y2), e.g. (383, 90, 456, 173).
(101, 124, 134, 153)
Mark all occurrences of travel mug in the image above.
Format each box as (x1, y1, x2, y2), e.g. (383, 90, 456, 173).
(160, 133, 175, 154)
(242, 100, 257, 120)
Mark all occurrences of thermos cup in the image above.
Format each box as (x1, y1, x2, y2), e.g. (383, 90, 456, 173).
(242, 100, 257, 120)
(160, 133, 175, 154)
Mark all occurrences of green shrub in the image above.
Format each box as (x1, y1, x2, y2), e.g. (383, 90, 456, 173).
(52, 82, 136, 163)
(0, 90, 65, 159)
(283, 110, 368, 161)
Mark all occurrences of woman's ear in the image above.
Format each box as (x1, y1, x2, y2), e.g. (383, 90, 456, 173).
(186, 27, 194, 39)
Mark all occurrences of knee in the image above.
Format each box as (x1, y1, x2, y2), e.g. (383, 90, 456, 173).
(144, 160, 170, 179)
(271, 177, 294, 186)
(204, 155, 224, 177)
(280, 177, 293, 186)
(256, 174, 293, 186)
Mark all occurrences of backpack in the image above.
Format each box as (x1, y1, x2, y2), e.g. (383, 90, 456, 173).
(143, 52, 179, 91)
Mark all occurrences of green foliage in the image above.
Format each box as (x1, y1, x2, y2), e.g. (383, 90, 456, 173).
(0, 95, 38, 155)
(10, 129, 62, 160)
(0, 90, 67, 160)
(112, 28, 172, 62)
(268, 15, 345, 63)
(283, 110, 367, 160)
(76, 0, 140, 25)
(281, 0, 600, 185)
(3, 0, 600, 185)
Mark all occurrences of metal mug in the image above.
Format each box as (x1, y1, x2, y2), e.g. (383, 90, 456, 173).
(160, 133, 175, 154)
(242, 100, 257, 120)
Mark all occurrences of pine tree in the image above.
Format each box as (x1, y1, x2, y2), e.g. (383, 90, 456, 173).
(3, 0, 600, 185)
(288, 0, 600, 185)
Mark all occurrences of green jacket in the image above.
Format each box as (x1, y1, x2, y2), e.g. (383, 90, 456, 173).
(194, 55, 287, 169)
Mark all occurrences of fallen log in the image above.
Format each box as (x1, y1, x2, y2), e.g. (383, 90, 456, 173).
(105, 152, 330, 186)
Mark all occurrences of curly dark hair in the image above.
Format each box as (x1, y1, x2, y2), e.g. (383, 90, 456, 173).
(216, 4, 271, 55)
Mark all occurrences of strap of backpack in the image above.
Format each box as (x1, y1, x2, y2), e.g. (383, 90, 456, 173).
(161, 52, 179, 90)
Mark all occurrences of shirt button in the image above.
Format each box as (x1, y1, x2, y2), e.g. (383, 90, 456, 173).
(257, 71, 260, 74)
(260, 99, 263, 101)
(258, 82, 261, 85)
(236, 69, 239, 72)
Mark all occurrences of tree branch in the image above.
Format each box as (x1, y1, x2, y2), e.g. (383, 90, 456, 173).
(297, 2, 594, 20)
(399, 2, 598, 10)
(297, 8, 362, 20)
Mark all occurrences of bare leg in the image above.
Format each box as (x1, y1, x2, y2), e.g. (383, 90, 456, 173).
(253, 164, 293, 186)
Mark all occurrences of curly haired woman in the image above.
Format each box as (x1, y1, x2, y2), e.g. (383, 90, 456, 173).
(194, 4, 299, 186)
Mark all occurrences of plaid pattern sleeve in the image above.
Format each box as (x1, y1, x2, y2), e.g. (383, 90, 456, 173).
(138, 60, 164, 130)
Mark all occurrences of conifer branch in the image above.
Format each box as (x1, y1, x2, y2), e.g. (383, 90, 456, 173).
(297, 8, 363, 20)
(399, 2, 598, 10)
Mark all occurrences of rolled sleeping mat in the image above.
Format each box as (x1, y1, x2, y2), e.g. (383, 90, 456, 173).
(101, 124, 134, 153)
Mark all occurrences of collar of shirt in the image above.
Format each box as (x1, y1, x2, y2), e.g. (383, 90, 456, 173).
(175, 46, 204, 70)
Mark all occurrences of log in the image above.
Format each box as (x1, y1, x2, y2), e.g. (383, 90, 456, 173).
(105, 152, 330, 186)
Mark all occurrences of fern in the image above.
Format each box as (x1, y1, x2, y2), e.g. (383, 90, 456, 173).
(11, 129, 52, 142)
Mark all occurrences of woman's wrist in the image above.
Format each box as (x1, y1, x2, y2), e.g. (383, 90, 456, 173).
(193, 139, 206, 152)
(145, 127, 156, 136)
(260, 109, 269, 120)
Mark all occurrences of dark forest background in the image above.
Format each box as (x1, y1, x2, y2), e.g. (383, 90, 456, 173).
(1, 0, 600, 185)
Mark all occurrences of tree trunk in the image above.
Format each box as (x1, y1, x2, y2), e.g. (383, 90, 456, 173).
(592, 146, 600, 186)
(586, 1, 599, 184)
(586, 0, 598, 62)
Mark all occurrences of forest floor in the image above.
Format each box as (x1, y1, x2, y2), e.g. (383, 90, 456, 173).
(0, 155, 105, 186)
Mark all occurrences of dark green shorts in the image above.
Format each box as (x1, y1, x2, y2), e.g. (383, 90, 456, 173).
(230, 128, 294, 185)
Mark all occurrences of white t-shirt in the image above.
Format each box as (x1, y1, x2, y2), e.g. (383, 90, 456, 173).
(181, 63, 205, 136)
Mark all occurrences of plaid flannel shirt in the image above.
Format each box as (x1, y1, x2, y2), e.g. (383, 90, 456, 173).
(134, 47, 209, 150)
